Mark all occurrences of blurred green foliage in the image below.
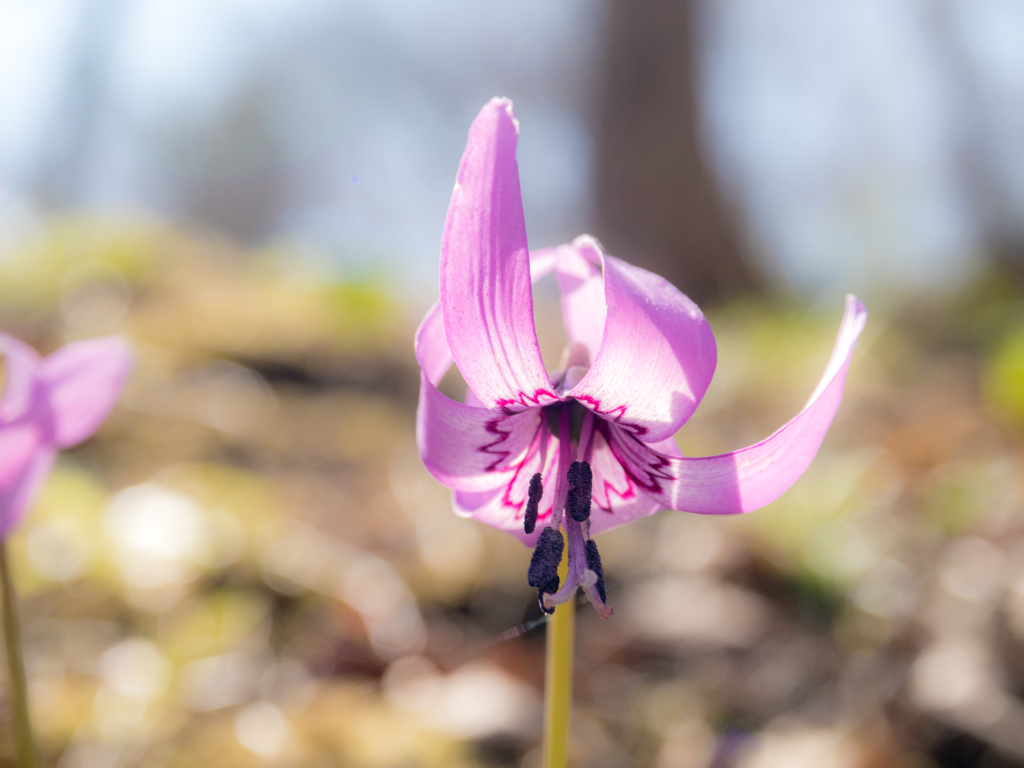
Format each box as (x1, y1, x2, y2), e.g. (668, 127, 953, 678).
(985, 323, 1024, 425)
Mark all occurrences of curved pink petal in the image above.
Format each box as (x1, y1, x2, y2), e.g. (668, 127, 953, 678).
(39, 336, 133, 449)
(417, 372, 543, 492)
(0, 414, 47, 488)
(453, 425, 562, 544)
(609, 295, 868, 514)
(417, 248, 559, 389)
(527, 247, 558, 282)
(452, 487, 500, 517)
(0, 333, 41, 422)
(0, 433, 55, 538)
(1, 335, 52, 535)
(585, 428, 665, 536)
(439, 98, 557, 411)
(568, 253, 717, 443)
(414, 302, 454, 388)
(554, 236, 606, 364)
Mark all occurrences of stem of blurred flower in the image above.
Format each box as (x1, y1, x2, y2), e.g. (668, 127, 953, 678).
(1, 540, 41, 768)
(543, 530, 573, 768)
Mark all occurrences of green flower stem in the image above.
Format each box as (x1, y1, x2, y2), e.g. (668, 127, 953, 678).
(1, 540, 41, 768)
(543, 531, 574, 768)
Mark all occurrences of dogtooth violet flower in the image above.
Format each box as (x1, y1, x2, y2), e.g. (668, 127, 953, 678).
(415, 98, 867, 618)
(0, 334, 132, 538)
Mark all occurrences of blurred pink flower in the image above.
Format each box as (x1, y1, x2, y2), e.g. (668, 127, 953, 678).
(415, 99, 867, 617)
(0, 334, 133, 537)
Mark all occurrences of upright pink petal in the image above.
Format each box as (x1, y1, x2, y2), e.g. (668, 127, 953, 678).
(568, 253, 717, 443)
(612, 296, 868, 514)
(417, 373, 543, 492)
(39, 336, 133, 449)
(0, 333, 40, 422)
(554, 236, 606, 364)
(439, 98, 557, 410)
(415, 248, 557, 388)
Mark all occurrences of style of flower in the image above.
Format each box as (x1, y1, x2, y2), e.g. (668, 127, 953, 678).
(0, 334, 133, 537)
(415, 98, 867, 618)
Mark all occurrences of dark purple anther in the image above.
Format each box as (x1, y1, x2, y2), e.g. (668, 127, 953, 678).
(524, 473, 543, 534)
(566, 461, 592, 522)
(527, 527, 564, 589)
(585, 539, 606, 604)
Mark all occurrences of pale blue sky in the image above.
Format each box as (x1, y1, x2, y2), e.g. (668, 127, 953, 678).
(1, 0, 1023, 300)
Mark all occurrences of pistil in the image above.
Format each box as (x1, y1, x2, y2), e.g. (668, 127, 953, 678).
(578, 409, 595, 461)
(539, 515, 612, 618)
(550, 405, 572, 530)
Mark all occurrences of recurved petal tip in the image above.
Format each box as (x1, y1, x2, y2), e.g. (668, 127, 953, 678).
(40, 335, 134, 448)
(652, 295, 867, 515)
(484, 96, 518, 131)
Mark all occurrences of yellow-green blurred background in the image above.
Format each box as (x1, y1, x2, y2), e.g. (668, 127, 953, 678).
(4, 2, 1024, 767)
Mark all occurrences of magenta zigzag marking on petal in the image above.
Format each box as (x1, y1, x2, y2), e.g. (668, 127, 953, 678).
(477, 410, 541, 473)
(575, 394, 648, 437)
(498, 434, 546, 522)
(592, 476, 637, 515)
(506, 423, 564, 525)
(600, 421, 675, 496)
(589, 432, 638, 515)
(495, 387, 561, 411)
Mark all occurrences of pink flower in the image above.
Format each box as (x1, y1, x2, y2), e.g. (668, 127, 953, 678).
(0, 334, 133, 538)
(415, 99, 867, 617)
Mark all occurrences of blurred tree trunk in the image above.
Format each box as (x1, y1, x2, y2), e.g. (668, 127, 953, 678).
(594, 0, 760, 306)
(932, 0, 1024, 279)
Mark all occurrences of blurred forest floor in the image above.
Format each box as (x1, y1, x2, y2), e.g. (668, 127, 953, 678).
(4, 218, 1024, 768)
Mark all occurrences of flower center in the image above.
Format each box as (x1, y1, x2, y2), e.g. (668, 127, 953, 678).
(525, 402, 612, 618)
(544, 399, 591, 446)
